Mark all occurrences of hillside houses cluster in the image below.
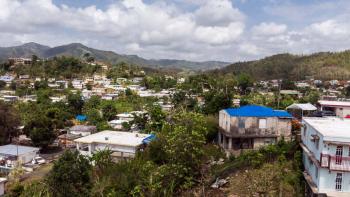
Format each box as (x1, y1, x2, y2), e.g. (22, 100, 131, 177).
(0, 73, 176, 107)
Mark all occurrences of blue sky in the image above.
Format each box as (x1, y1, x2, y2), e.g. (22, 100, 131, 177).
(1, 0, 350, 62)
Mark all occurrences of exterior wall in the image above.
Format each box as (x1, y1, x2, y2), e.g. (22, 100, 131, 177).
(76, 142, 137, 158)
(335, 107, 350, 118)
(301, 122, 324, 161)
(318, 169, 350, 194)
(70, 131, 91, 137)
(18, 151, 37, 164)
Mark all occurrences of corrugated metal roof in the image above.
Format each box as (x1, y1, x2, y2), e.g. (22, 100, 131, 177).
(286, 103, 317, 111)
(224, 105, 292, 117)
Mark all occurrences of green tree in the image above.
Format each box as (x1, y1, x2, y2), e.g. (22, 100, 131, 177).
(25, 116, 56, 149)
(145, 104, 166, 133)
(237, 73, 253, 94)
(46, 150, 92, 197)
(101, 101, 117, 121)
(203, 91, 231, 114)
(0, 102, 20, 144)
(67, 93, 84, 115)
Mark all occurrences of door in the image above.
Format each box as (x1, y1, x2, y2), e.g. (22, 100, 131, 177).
(336, 146, 343, 165)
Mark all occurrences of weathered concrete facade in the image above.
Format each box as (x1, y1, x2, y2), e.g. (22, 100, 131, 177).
(218, 109, 292, 154)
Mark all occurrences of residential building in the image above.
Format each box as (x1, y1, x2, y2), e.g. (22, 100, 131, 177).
(0, 75, 14, 84)
(218, 105, 292, 155)
(8, 57, 32, 65)
(2, 95, 19, 102)
(0, 145, 39, 173)
(108, 119, 129, 130)
(69, 125, 97, 137)
(72, 79, 84, 89)
(301, 117, 350, 197)
(318, 100, 350, 118)
(74, 131, 154, 160)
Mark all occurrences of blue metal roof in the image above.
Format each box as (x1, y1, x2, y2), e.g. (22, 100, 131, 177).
(76, 115, 87, 121)
(224, 105, 292, 118)
(142, 134, 156, 144)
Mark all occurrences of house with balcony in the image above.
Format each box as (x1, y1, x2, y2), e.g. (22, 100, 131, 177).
(301, 117, 350, 197)
(218, 105, 292, 155)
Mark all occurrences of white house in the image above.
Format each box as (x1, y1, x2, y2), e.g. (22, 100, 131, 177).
(72, 79, 84, 89)
(108, 119, 129, 130)
(74, 131, 153, 160)
(301, 117, 350, 197)
(318, 100, 350, 118)
(2, 95, 19, 102)
(69, 125, 97, 137)
(0, 145, 39, 171)
(116, 112, 135, 122)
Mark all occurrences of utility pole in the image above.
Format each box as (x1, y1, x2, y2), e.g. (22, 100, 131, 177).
(277, 79, 281, 109)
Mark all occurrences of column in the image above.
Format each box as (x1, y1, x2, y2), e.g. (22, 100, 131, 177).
(222, 135, 226, 149)
(228, 137, 232, 150)
(218, 132, 222, 146)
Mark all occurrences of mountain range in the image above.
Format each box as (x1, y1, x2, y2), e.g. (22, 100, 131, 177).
(0, 42, 229, 71)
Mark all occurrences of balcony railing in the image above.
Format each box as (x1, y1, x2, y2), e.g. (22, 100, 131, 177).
(321, 153, 350, 171)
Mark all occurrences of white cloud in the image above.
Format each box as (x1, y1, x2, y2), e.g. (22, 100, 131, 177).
(194, 0, 245, 26)
(194, 22, 244, 45)
(252, 22, 287, 36)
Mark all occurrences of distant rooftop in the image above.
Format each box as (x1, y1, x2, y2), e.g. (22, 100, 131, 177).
(303, 117, 350, 142)
(224, 105, 292, 118)
(318, 100, 350, 107)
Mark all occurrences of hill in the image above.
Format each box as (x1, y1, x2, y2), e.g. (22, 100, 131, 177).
(215, 51, 350, 80)
(0, 43, 229, 71)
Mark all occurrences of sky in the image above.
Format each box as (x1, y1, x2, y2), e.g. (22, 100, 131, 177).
(1, 0, 350, 62)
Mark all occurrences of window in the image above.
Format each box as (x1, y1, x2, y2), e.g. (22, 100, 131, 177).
(259, 119, 267, 129)
(238, 118, 245, 128)
(335, 173, 343, 191)
(336, 146, 343, 165)
(315, 139, 319, 150)
(348, 146, 350, 157)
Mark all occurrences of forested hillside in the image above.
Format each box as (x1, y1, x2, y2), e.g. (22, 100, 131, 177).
(216, 51, 350, 80)
(0, 43, 229, 71)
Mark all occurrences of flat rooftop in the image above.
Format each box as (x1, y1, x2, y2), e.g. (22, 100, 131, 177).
(303, 117, 350, 142)
(74, 130, 150, 147)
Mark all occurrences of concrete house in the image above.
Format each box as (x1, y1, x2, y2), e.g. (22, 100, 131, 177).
(69, 125, 97, 137)
(301, 117, 350, 196)
(74, 131, 154, 161)
(318, 100, 350, 118)
(218, 105, 292, 154)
